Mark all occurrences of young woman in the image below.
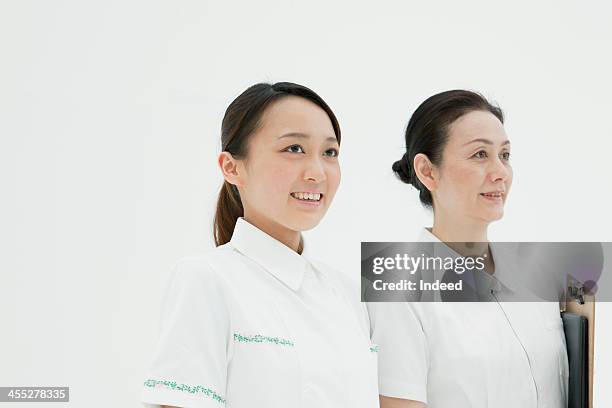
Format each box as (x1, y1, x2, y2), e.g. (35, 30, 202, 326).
(141, 82, 379, 408)
(367, 90, 568, 408)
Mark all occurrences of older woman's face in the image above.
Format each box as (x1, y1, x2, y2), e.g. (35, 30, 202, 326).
(432, 110, 512, 223)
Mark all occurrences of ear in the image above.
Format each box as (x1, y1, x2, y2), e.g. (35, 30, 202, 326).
(413, 153, 437, 192)
(218, 152, 245, 187)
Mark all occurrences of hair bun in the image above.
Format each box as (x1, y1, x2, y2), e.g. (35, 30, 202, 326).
(392, 152, 413, 185)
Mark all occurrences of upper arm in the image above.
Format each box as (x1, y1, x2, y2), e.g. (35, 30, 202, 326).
(380, 395, 427, 408)
(367, 302, 429, 403)
(141, 258, 231, 408)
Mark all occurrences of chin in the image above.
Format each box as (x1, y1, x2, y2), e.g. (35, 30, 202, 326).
(486, 209, 505, 222)
(288, 218, 322, 232)
(283, 210, 325, 232)
(472, 209, 504, 224)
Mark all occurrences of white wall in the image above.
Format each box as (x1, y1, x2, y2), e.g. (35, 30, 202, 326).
(1, 0, 611, 406)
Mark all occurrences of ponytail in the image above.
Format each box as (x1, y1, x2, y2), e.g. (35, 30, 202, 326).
(213, 181, 243, 246)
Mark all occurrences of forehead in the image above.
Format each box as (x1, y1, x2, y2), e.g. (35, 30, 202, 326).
(257, 96, 337, 141)
(447, 110, 507, 146)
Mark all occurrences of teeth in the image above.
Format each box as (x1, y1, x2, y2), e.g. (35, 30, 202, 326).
(291, 192, 321, 201)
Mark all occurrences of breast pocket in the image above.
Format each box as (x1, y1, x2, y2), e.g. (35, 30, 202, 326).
(227, 331, 300, 406)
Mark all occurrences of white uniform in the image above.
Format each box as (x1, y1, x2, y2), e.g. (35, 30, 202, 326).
(142, 218, 379, 408)
(367, 228, 569, 408)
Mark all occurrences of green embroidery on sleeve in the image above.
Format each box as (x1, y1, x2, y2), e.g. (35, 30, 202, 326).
(233, 332, 295, 347)
(369, 344, 379, 353)
(144, 379, 225, 404)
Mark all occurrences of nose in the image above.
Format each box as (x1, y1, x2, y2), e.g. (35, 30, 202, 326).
(303, 156, 327, 183)
(489, 156, 511, 183)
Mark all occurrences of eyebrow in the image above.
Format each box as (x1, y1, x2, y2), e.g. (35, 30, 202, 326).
(278, 132, 338, 143)
(463, 138, 511, 146)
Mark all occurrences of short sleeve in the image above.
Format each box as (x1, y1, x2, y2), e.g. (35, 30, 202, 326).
(366, 302, 429, 403)
(142, 257, 231, 408)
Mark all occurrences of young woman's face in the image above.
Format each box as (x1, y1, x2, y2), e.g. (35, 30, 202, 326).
(237, 96, 341, 233)
(432, 110, 513, 223)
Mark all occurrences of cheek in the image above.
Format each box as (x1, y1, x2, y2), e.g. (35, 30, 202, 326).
(442, 163, 483, 196)
(262, 164, 297, 197)
(245, 159, 294, 200)
(326, 163, 341, 195)
(506, 167, 514, 189)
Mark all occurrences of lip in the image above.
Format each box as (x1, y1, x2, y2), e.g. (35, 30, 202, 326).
(290, 191, 324, 208)
(479, 191, 504, 202)
(291, 189, 323, 194)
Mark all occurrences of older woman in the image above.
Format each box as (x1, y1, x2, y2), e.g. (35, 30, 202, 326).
(367, 90, 568, 408)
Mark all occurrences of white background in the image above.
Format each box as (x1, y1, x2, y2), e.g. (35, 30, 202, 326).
(2, 0, 611, 406)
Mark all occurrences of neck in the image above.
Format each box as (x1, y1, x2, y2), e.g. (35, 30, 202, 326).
(431, 208, 490, 258)
(243, 211, 302, 253)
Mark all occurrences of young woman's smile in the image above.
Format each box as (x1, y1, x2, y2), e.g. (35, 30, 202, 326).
(220, 95, 341, 246)
(289, 190, 324, 207)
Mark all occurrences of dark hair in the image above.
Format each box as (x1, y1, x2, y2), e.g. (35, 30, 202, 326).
(392, 90, 504, 207)
(213, 82, 341, 246)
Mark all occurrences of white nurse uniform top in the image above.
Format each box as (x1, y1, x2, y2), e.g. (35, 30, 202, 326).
(367, 228, 569, 408)
(142, 217, 379, 408)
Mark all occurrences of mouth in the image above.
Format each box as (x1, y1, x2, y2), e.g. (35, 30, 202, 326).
(290, 192, 323, 202)
(479, 191, 504, 200)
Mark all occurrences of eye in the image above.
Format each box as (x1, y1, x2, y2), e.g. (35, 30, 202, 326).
(323, 148, 339, 157)
(500, 151, 511, 161)
(284, 144, 305, 154)
(473, 150, 488, 159)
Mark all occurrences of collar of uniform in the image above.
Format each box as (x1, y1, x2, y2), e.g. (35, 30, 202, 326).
(419, 227, 514, 295)
(230, 217, 310, 291)
(419, 227, 493, 261)
(419, 227, 483, 262)
(418, 227, 440, 243)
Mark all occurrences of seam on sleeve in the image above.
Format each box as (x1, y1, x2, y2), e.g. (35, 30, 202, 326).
(143, 379, 226, 404)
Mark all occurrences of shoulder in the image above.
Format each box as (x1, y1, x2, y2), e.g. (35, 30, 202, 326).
(167, 245, 239, 288)
(159, 247, 242, 320)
